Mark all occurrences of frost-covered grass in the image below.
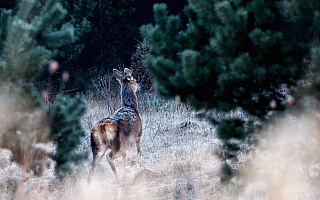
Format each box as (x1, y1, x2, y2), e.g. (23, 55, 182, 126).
(1, 92, 320, 199)
(78, 93, 226, 199)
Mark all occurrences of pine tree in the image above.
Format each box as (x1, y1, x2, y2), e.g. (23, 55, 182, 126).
(141, 0, 320, 172)
(53, 0, 96, 92)
(0, 0, 87, 178)
(279, 1, 320, 108)
(48, 95, 87, 179)
(131, 39, 153, 92)
(31, 0, 96, 93)
(36, 0, 141, 92)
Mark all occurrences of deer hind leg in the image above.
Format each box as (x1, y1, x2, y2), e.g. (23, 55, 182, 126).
(107, 151, 124, 185)
(88, 145, 107, 183)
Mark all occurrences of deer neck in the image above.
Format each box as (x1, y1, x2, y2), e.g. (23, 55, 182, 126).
(121, 84, 139, 113)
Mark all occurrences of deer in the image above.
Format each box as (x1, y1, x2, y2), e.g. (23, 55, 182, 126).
(88, 68, 142, 185)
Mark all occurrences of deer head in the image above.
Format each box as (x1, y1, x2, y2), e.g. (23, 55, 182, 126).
(113, 68, 139, 110)
(113, 68, 139, 92)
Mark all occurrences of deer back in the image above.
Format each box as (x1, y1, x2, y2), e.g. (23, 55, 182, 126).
(112, 106, 141, 136)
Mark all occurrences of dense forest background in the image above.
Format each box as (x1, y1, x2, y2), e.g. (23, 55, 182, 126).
(0, 0, 187, 92)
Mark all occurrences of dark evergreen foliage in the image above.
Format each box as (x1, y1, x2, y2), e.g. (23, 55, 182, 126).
(48, 95, 87, 179)
(220, 161, 233, 182)
(141, 0, 320, 162)
(131, 39, 153, 92)
(1, 0, 189, 92)
(0, 0, 87, 178)
(55, 0, 96, 91)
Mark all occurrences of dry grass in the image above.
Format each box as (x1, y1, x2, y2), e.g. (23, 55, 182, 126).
(1, 92, 320, 199)
(235, 115, 320, 200)
(77, 93, 226, 200)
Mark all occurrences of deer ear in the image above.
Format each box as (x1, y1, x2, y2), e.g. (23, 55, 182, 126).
(124, 68, 133, 81)
(113, 69, 123, 84)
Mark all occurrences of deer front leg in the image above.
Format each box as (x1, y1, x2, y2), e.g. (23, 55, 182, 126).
(131, 136, 141, 166)
(136, 136, 141, 160)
